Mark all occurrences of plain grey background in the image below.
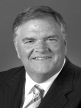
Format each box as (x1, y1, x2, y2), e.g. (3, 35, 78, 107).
(0, 0, 81, 71)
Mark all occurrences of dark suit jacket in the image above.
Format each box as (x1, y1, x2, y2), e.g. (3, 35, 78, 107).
(0, 57, 81, 108)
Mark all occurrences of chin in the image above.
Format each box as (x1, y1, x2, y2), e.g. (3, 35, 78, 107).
(31, 64, 54, 75)
(34, 67, 48, 73)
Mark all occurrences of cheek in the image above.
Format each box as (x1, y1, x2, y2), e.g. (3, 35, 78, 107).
(50, 42, 65, 56)
(49, 43, 61, 53)
(17, 44, 27, 57)
(17, 44, 34, 60)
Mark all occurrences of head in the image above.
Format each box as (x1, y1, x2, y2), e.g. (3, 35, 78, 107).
(12, 6, 67, 83)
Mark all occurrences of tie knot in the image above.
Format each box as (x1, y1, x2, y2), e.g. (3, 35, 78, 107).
(24, 85, 44, 108)
(29, 85, 44, 99)
(34, 85, 44, 98)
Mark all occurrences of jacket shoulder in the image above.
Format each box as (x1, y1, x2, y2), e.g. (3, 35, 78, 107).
(65, 57, 81, 84)
(66, 57, 81, 73)
(70, 62, 81, 88)
(0, 66, 24, 81)
(70, 62, 81, 74)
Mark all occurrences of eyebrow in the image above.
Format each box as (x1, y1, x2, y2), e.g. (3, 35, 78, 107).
(22, 37, 36, 42)
(45, 35, 59, 39)
(22, 35, 59, 42)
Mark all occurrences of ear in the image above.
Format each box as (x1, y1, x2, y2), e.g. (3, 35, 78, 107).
(63, 35, 67, 55)
(14, 41, 20, 59)
(65, 41, 67, 55)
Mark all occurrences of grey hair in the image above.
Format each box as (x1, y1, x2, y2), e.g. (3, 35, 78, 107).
(12, 6, 67, 41)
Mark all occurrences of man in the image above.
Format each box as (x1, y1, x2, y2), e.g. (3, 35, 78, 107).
(0, 6, 81, 108)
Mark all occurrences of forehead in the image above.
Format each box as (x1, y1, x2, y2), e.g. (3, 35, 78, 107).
(16, 17, 61, 38)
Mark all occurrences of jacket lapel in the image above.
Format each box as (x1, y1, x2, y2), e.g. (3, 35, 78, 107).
(39, 58, 75, 108)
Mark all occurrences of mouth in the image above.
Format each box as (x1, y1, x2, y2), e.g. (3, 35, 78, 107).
(32, 56, 52, 60)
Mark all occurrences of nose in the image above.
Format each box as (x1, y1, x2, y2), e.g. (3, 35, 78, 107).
(35, 40, 49, 53)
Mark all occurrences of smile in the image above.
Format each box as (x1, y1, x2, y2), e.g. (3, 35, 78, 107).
(32, 57, 52, 60)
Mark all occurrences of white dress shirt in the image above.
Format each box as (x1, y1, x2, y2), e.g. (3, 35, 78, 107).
(22, 59, 66, 108)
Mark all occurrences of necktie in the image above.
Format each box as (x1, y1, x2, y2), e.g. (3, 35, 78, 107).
(24, 85, 44, 108)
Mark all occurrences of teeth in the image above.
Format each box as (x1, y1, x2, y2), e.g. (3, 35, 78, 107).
(33, 57, 51, 60)
(36, 57, 45, 60)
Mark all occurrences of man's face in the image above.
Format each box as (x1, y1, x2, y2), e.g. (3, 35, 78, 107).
(15, 17, 67, 82)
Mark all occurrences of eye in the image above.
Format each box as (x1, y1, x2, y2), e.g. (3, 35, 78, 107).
(24, 40, 35, 44)
(47, 38, 58, 42)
